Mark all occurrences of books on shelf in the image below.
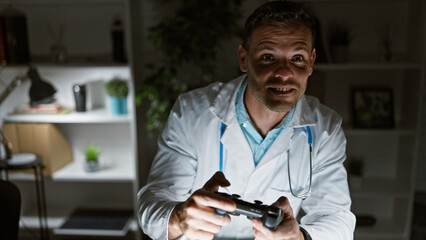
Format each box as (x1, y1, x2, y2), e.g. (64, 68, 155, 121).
(13, 104, 72, 115)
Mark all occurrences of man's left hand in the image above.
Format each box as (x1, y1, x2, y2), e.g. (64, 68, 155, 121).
(251, 197, 304, 240)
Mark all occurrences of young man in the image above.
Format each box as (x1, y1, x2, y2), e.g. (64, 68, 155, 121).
(138, 1, 356, 239)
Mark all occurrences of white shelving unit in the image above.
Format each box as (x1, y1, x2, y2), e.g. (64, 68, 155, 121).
(1, 65, 137, 233)
(304, 0, 424, 239)
(312, 65, 421, 240)
(0, 0, 139, 238)
(312, 64, 421, 240)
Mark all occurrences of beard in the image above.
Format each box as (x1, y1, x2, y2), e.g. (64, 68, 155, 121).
(248, 76, 305, 113)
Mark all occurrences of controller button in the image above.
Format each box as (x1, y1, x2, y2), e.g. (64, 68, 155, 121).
(215, 208, 228, 216)
(232, 194, 241, 199)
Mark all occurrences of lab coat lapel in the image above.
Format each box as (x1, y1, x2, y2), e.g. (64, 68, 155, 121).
(221, 122, 255, 173)
(209, 75, 245, 125)
(209, 74, 255, 176)
(256, 127, 293, 169)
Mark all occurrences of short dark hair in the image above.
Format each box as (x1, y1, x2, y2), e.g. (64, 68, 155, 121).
(242, 0, 316, 51)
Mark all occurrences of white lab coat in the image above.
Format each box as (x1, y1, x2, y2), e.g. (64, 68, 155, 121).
(138, 75, 356, 240)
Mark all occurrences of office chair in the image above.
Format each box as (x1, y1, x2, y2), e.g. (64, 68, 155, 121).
(0, 180, 21, 240)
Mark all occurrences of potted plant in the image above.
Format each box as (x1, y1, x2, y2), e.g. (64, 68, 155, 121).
(84, 143, 101, 172)
(135, 0, 244, 133)
(104, 77, 128, 115)
(327, 22, 354, 63)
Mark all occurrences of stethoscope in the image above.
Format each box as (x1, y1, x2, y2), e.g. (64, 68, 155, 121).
(219, 123, 313, 200)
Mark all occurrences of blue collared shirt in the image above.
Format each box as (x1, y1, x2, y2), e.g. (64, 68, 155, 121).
(235, 80, 295, 166)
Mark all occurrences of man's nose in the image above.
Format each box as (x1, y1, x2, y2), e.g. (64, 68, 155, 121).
(274, 61, 292, 80)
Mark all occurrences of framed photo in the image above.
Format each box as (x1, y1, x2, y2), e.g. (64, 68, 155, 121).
(351, 88, 394, 128)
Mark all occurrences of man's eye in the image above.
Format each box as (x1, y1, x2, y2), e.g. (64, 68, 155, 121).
(261, 55, 275, 61)
(292, 56, 304, 62)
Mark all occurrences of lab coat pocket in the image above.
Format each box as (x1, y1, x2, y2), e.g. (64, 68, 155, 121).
(265, 188, 303, 217)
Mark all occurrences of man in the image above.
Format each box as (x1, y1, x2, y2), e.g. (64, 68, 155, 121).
(138, 1, 356, 239)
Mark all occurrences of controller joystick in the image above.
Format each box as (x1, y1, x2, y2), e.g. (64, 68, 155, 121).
(214, 192, 284, 230)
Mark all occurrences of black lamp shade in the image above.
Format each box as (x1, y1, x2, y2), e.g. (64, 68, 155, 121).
(28, 67, 56, 105)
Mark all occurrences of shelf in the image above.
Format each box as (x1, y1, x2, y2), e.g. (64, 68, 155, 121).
(0, 62, 129, 68)
(0, 0, 126, 4)
(7, 158, 135, 182)
(349, 178, 410, 198)
(343, 128, 416, 137)
(53, 208, 133, 237)
(51, 160, 134, 182)
(29, 55, 129, 67)
(314, 63, 421, 71)
(3, 108, 131, 124)
(0, 64, 129, 70)
(303, 0, 406, 3)
(19, 214, 138, 235)
(355, 217, 407, 240)
(0, 53, 129, 67)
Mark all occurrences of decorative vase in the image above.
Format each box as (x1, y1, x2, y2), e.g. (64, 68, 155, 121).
(109, 96, 128, 115)
(84, 160, 100, 172)
(51, 44, 68, 63)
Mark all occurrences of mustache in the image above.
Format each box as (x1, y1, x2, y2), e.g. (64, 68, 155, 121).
(265, 76, 301, 88)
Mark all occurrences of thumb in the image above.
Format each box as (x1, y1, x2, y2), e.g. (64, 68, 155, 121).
(202, 171, 231, 192)
(273, 196, 294, 219)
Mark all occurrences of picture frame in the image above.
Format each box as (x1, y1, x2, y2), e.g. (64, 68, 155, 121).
(351, 88, 394, 128)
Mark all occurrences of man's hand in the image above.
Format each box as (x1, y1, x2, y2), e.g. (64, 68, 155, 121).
(251, 197, 304, 240)
(168, 172, 236, 240)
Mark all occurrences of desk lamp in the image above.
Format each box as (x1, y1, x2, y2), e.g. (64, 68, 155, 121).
(0, 66, 56, 106)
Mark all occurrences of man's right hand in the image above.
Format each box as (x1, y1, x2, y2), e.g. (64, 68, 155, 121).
(168, 171, 236, 240)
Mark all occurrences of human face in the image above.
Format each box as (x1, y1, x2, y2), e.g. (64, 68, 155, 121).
(238, 24, 316, 113)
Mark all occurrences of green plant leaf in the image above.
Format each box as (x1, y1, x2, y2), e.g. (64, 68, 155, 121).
(84, 143, 100, 161)
(104, 78, 129, 97)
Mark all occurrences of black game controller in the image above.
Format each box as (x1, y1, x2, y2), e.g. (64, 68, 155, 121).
(214, 192, 284, 230)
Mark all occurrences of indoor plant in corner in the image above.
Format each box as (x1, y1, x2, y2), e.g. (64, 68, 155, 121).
(136, 0, 244, 133)
(104, 77, 128, 115)
(84, 143, 101, 172)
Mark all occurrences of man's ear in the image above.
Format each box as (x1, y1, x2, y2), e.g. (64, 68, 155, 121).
(309, 48, 316, 76)
(238, 45, 248, 72)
